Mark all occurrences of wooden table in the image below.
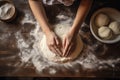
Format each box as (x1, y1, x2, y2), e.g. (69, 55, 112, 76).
(0, 0, 120, 77)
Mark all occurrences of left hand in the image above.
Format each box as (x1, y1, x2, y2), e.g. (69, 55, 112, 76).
(62, 30, 77, 57)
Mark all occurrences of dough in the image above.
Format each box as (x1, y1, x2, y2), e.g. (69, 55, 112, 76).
(40, 24, 83, 63)
(98, 26, 113, 39)
(109, 21, 120, 34)
(0, 3, 14, 20)
(95, 13, 110, 27)
(57, 0, 75, 6)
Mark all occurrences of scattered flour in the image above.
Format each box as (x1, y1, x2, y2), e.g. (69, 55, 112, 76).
(15, 10, 120, 75)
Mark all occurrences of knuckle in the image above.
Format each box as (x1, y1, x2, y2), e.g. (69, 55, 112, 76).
(50, 44, 54, 46)
(48, 42, 54, 46)
(48, 45, 52, 49)
(47, 43, 51, 46)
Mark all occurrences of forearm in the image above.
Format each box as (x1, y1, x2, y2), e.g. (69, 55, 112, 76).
(71, 0, 93, 35)
(29, 0, 52, 34)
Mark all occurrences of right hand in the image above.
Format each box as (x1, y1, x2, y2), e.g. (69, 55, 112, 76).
(45, 31, 62, 56)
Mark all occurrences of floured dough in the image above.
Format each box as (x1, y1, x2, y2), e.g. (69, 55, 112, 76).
(40, 24, 83, 63)
(95, 13, 110, 27)
(98, 26, 113, 39)
(109, 21, 120, 35)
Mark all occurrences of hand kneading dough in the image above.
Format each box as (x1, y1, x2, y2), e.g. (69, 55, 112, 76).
(109, 21, 120, 34)
(95, 13, 110, 27)
(40, 24, 83, 63)
(98, 26, 112, 39)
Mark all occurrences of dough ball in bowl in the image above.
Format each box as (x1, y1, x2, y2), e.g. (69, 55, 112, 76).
(98, 26, 113, 39)
(109, 21, 120, 34)
(90, 8, 120, 44)
(95, 13, 110, 27)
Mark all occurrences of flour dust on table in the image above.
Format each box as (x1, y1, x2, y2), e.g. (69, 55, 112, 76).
(15, 11, 120, 75)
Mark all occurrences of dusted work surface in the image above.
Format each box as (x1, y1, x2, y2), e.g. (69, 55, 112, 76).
(0, 0, 120, 77)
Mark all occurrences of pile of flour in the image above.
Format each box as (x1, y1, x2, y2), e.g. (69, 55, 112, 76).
(15, 9, 120, 75)
(0, 3, 14, 20)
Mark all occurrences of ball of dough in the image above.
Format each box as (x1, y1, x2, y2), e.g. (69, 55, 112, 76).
(40, 24, 83, 63)
(98, 26, 113, 39)
(109, 21, 120, 34)
(95, 13, 110, 27)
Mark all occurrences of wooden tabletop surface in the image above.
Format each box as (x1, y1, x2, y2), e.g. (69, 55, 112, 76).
(0, 0, 120, 77)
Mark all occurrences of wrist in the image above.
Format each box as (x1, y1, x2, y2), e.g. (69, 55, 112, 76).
(44, 27, 55, 36)
(42, 24, 53, 35)
(69, 27, 79, 37)
(44, 29, 52, 36)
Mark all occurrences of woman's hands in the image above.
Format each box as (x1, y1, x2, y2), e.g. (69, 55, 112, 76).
(45, 31, 62, 56)
(45, 28, 77, 57)
(62, 30, 77, 57)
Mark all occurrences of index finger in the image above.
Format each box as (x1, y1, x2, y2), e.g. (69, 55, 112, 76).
(54, 38, 62, 56)
(63, 41, 69, 57)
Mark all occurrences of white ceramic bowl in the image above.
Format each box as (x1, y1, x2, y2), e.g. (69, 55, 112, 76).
(90, 8, 120, 44)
